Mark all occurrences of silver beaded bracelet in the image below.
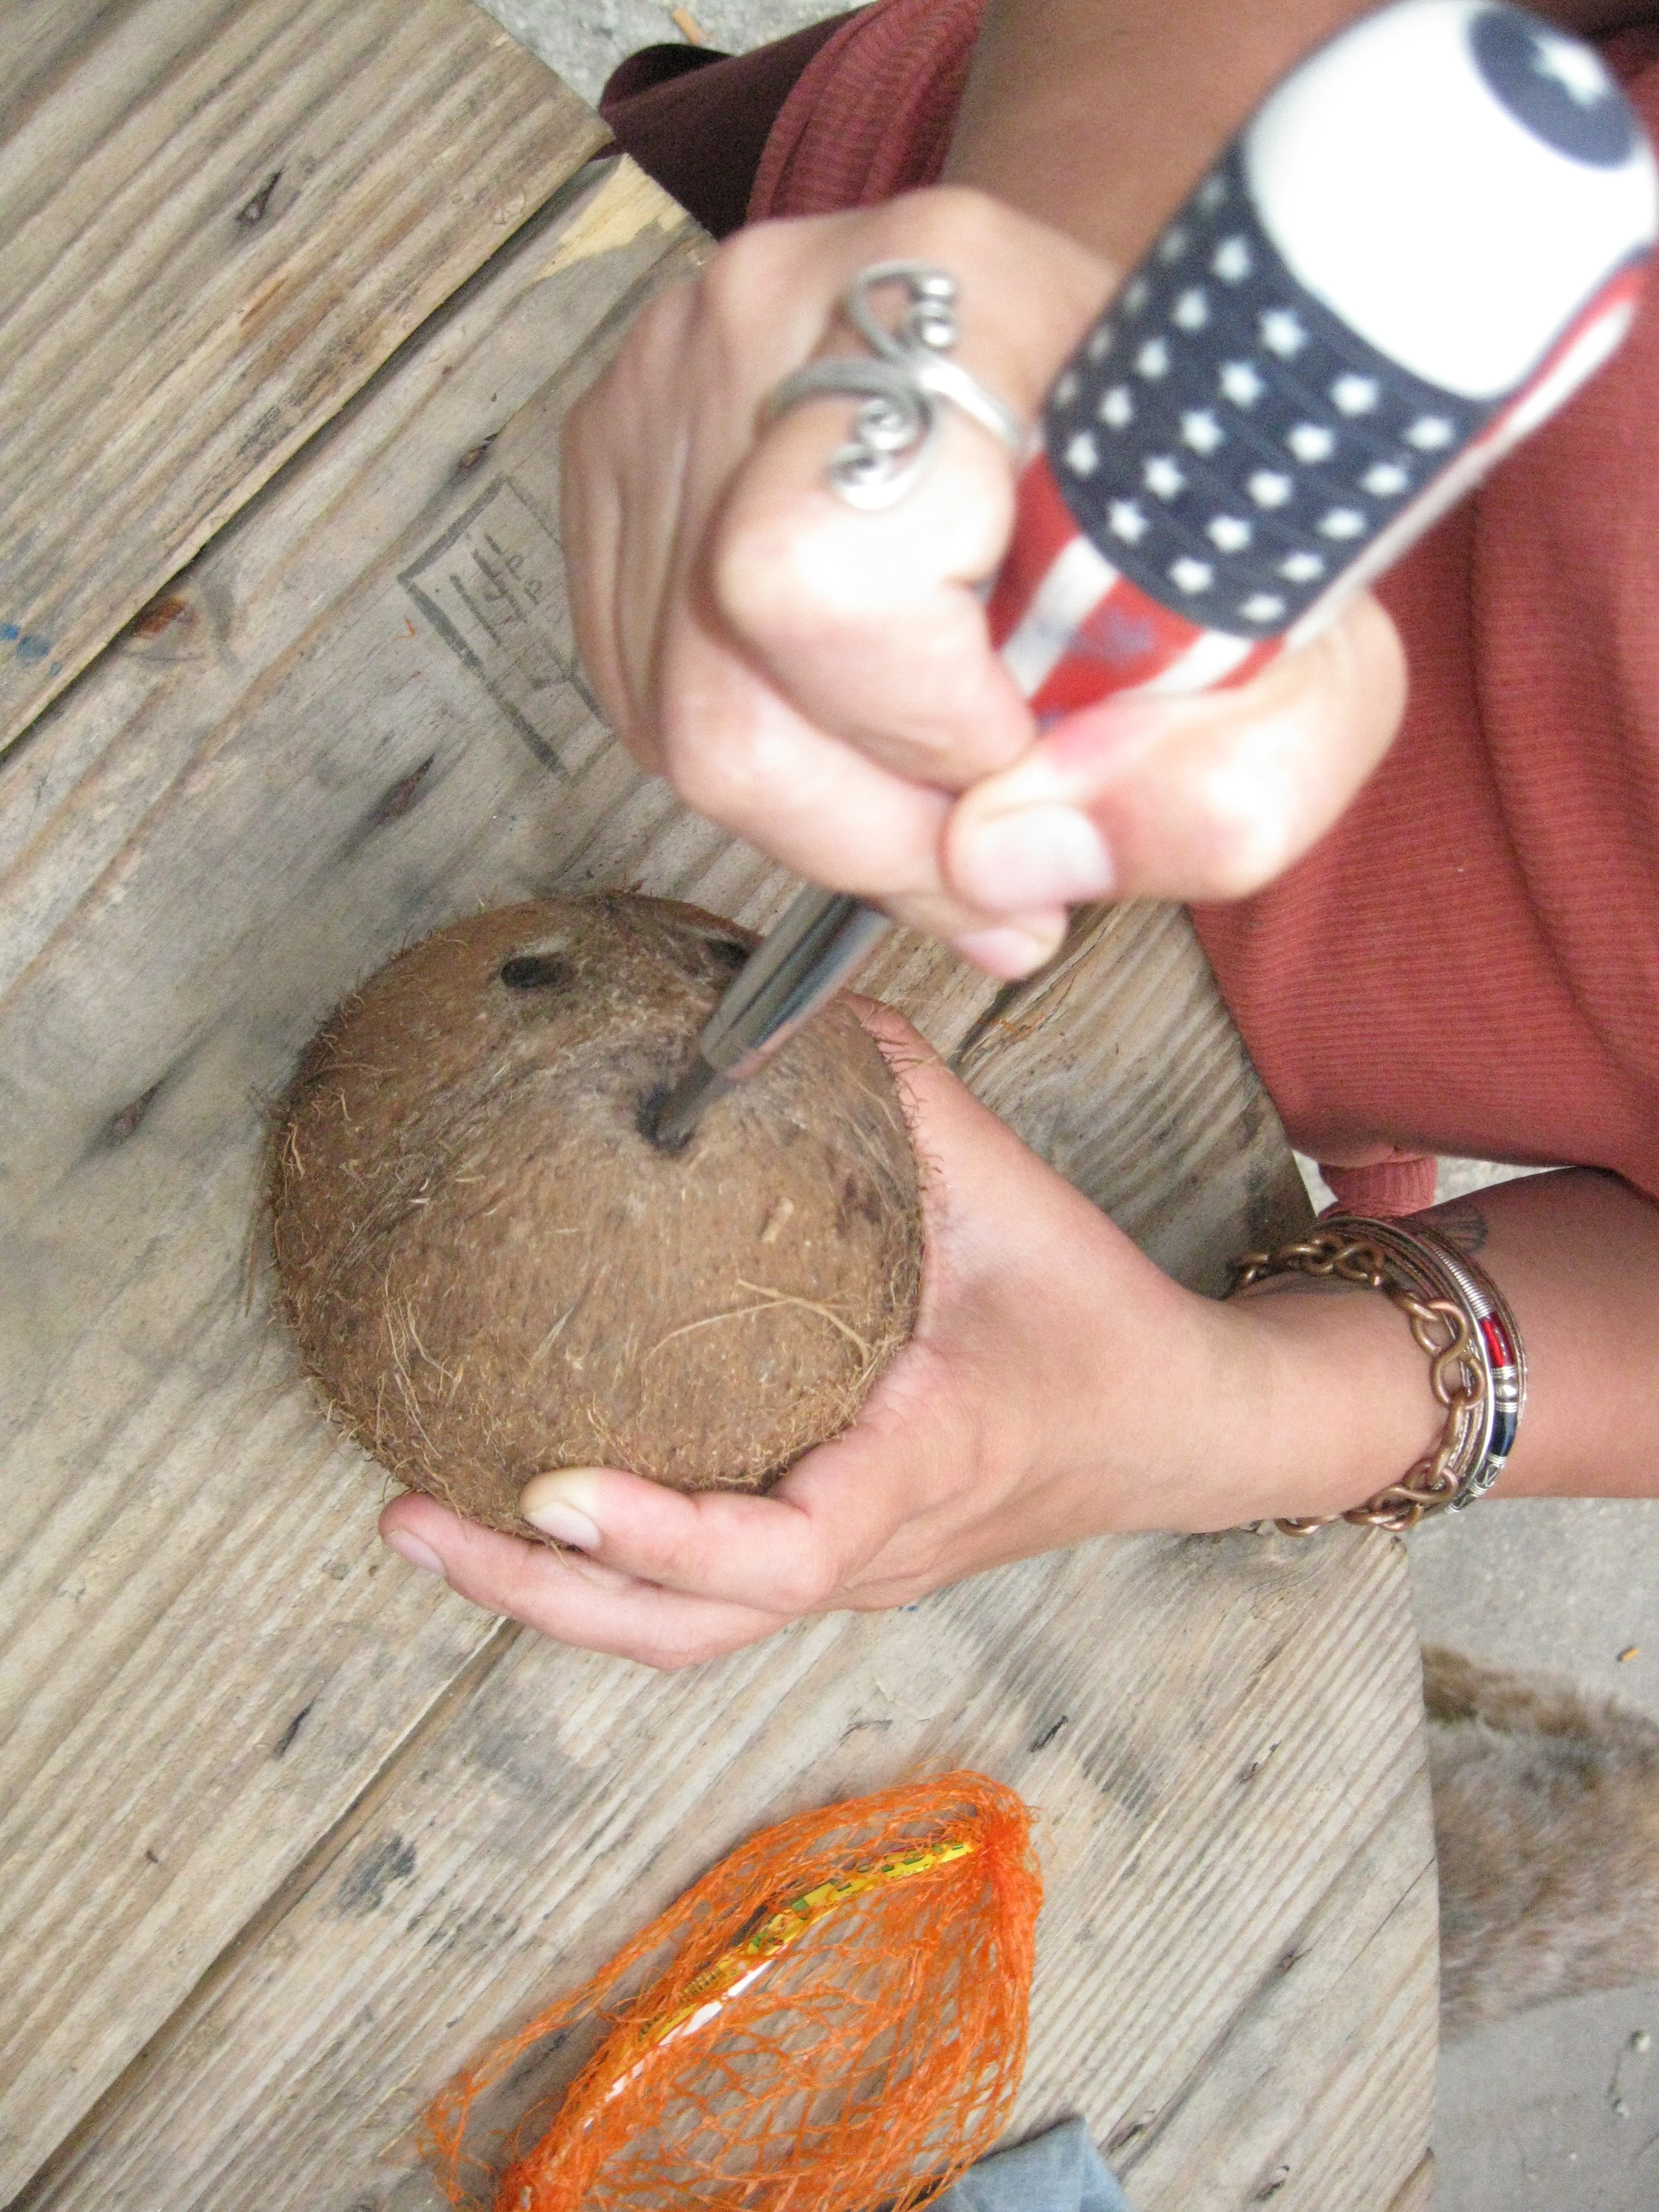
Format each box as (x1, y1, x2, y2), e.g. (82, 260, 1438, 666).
(1228, 1215, 1527, 1535)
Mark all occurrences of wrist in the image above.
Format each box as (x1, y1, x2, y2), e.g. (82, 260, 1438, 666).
(1180, 1273, 1446, 1530)
(1048, 1249, 1435, 1538)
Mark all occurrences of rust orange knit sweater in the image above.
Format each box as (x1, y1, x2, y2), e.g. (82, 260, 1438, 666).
(751, 6, 1659, 1215)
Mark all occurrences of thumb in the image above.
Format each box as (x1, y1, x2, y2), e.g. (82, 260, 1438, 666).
(944, 590, 1406, 908)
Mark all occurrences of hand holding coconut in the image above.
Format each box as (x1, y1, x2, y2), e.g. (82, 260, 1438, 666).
(375, 1001, 1659, 1672)
(280, 898, 1421, 1669)
(375, 1005, 1446, 1671)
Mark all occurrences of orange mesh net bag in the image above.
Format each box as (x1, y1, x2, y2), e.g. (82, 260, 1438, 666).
(424, 1769, 1041, 2212)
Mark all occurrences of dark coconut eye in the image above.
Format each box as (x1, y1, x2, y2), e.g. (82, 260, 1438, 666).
(701, 937, 749, 976)
(499, 955, 568, 991)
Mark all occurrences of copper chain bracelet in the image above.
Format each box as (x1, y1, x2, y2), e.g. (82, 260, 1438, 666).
(1228, 1222, 1511, 1537)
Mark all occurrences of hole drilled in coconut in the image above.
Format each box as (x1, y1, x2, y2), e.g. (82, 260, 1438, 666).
(699, 934, 749, 971)
(269, 895, 922, 1537)
(498, 953, 569, 991)
(635, 1081, 687, 1154)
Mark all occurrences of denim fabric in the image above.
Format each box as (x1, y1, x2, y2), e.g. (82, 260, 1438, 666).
(932, 2118, 1132, 2212)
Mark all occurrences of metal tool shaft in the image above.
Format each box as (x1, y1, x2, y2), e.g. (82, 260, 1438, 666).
(649, 888, 893, 1150)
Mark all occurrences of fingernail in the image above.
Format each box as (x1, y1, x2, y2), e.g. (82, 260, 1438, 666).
(959, 804, 1114, 907)
(384, 1530, 447, 1581)
(950, 918, 1065, 978)
(520, 1471, 604, 1550)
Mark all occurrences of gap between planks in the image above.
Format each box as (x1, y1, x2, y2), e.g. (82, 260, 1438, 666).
(0, 156, 717, 2196)
(9, 1537, 1433, 2212)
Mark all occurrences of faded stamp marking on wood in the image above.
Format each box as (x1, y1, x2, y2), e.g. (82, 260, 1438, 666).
(400, 476, 602, 771)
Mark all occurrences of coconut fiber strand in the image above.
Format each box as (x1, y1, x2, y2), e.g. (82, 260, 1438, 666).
(424, 1771, 1042, 2212)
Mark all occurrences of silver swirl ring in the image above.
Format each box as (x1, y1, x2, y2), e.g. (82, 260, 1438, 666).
(764, 261, 1027, 510)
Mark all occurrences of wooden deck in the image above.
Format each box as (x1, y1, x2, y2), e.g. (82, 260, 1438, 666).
(0, 5, 1438, 2207)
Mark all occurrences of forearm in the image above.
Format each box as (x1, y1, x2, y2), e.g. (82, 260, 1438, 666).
(1424, 1170, 1659, 1499)
(944, 0, 1659, 266)
(1227, 1170, 1659, 1521)
(944, 0, 1369, 264)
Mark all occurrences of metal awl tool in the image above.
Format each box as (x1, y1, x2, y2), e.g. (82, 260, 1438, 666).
(650, 889, 894, 1150)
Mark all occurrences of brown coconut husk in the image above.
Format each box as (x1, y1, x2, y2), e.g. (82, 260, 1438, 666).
(269, 894, 922, 1536)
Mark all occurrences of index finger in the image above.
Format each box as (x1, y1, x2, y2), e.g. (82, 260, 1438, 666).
(380, 1493, 800, 1670)
(702, 191, 1113, 789)
(653, 620, 1069, 972)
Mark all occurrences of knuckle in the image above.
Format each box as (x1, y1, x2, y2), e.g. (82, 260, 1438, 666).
(702, 226, 806, 347)
(643, 1511, 758, 1603)
(638, 272, 702, 349)
(714, 498, 862, 635)
(877, 182, 1008, 264)
(710, 522, 806, 637)
(696, 255, 748, 340)
(703, 222, 773, 301)
(666, 701, 806, 833)
(768, 1549, 842, 1615)
(663, 723, 757, 823)
(1186, 750, 1307, 897)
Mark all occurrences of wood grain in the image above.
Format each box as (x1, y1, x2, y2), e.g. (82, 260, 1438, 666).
(0, 153, 718, 2201)
(953, 900, 1310, 1295)
(0, 0, 608, 757)
(1387, 2154, 1439, 2212)
(17, 1534, 1432, 2212)
(0, 102, 1422, 2212)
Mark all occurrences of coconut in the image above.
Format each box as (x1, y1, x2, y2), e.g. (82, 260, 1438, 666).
(270, 895, 923, 1535)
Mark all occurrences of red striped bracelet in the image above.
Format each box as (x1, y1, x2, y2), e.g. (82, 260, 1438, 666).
(1229, 1215, 1527, 1535)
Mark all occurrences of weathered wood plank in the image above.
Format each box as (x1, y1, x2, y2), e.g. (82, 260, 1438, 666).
(1387, 2152, 1438, 2211)
(0, 155, 722, 2199)
(16, 1533, 1432, 2212)
(0, 0, 608, 756)
(1, 0, 183, 149)
(0, 149, 997, 2194)
(1111, 1729, 1436, 2209)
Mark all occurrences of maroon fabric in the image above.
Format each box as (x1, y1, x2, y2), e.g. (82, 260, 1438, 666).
(598, 18, 856, 239)
(602, 42, 728, 103)
(750, 0, 980, 219)
(1319, 1156, 1440, 1219)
